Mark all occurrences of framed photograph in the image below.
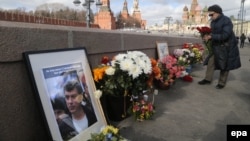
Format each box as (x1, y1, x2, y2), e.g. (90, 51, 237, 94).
(156, 41, 169, 61)
(23, 47, 107, 141)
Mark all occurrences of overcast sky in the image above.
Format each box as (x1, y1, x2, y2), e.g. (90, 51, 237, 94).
(1, 0, 250, 26)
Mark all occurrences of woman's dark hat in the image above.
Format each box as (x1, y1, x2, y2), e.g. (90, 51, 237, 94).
(208, 4, 222, 14)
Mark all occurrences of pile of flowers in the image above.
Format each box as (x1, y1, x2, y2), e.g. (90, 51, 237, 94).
(173, 48, 195, 66)
(182, 43, 204, 64)
(152, 55, 185, 88)
(93, 51, 152, 97)
(88, 125, 127, 141)
(130, 99, 155, 121)
(196, 26, 212, 55)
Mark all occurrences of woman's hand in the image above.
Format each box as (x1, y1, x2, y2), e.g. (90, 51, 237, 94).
(203, 34, 211, 42)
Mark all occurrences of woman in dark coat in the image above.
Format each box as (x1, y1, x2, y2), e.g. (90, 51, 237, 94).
(198, 4, 241, 89)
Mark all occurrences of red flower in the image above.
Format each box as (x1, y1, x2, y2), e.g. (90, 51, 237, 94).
(196, 26, 211, 37)
(182, 75, 193, 82)
(101, 56, 110, 64)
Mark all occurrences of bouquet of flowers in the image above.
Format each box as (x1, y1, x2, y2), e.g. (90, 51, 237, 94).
(156, 55, 185, 88)
(130, 99, 155, 121)
(182, 43, 204, 64)
(88, 125, 127, 141)
(93, 51, 152, 97)
(173, 49, 195, 66)
(196, 26, 212, 55)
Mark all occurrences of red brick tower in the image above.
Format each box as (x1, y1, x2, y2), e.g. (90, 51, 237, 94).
(94, 0, 116, 29)
(121, 0, 129, 19)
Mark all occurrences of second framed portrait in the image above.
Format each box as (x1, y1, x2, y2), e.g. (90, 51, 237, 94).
(156, 41, 169, 61)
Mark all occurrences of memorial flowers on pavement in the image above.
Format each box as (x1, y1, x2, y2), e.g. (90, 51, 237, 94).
(93, 51, 152, 97)
(173, 48, 195, 66)
(130, 99, 155, 121)
(155, 55, 185, 87)
(182, 43, 204, 64)
(88, 125, 127, 141)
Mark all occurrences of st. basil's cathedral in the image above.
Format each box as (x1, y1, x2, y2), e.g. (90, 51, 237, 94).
(182, 0, 209, 26)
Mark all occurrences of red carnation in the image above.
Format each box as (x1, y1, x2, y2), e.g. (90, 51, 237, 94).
(101, 56, 110, 64)
(182, 75, 193, 82)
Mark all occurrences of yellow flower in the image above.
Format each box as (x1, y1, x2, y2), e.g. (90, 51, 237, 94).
(93, 66, 109, 82)
(102, 125, 119, 135)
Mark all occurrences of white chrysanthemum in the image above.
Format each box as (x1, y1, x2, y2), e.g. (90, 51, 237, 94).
(183, 49, 191, 53)
(110, 60, 116, 67)
(183, 57, 186, 62)
(94, 90, 102, 99)
(115, 53, 127, 62)
(105, 67, 115, 75)
(128, 64, 142, 79)
(180, 71, 188, 77)
(120, 58, 134, 71)
(133, 51, 145, 56)
(143, 63, 152, 74)
(127, 51, 137, 59)
(143, 58, 152, 74)
(190, 52, 195, 57)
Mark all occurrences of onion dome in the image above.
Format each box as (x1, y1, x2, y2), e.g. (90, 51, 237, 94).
(183, 5, 188, 11)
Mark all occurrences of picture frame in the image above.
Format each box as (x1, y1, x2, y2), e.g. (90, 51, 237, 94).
(156, 41, 169, 61)
(23, 47, 107, 141)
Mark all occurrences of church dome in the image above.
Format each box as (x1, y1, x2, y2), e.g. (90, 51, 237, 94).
(203, 6, 208, 12)
(183, 5, 188, 11)
(195, 5, 201, 11)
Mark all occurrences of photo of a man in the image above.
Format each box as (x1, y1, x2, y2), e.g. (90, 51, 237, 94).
(63, 80, 97, 133)
(43, 63, 97, 141)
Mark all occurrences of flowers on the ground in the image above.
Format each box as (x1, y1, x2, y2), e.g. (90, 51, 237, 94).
(182, 75, 193, 82)
(156, 55, 185, 87)
(183, 43, 204, 64)
(130, 99, 155, 121)
(88, 125, 127, 141)
(93, 51, 152, 97)
(148, 58, 162, 86)
(196, 26, 212, 55)
(173, 49, 195, 66)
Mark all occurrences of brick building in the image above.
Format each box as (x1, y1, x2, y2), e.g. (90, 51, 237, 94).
(95, 0, 146, 30)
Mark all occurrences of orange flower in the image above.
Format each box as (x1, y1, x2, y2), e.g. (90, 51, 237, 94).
(93, 66, 109, 82)
(150, 58, 158, 67)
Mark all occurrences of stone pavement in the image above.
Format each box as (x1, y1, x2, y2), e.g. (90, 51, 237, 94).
(115, 42, 250, 141)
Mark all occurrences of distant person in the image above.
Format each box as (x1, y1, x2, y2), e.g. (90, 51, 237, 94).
(63, 80, 97, 133)
(240, 33, 246, 48)
(198, 4, 241, 89)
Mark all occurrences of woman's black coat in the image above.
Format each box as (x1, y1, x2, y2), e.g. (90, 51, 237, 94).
(210, 14, 241, 70)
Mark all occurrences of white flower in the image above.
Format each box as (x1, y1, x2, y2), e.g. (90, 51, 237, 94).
(183, 57, 186, 62)
(115, 53, 126, 61)
(94, 90, 102, 99)
(110, 60, 116, 67)
(105, 67, 115, 75)
(183, 49, 191, 53)
(180, 71, 188, 77)
(142, 58, 152, 74)
(119, 58, 134, 72)
(129, 64, 142, 79)
(174, 49, 184, 57)
(190, 52, 195, 57)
